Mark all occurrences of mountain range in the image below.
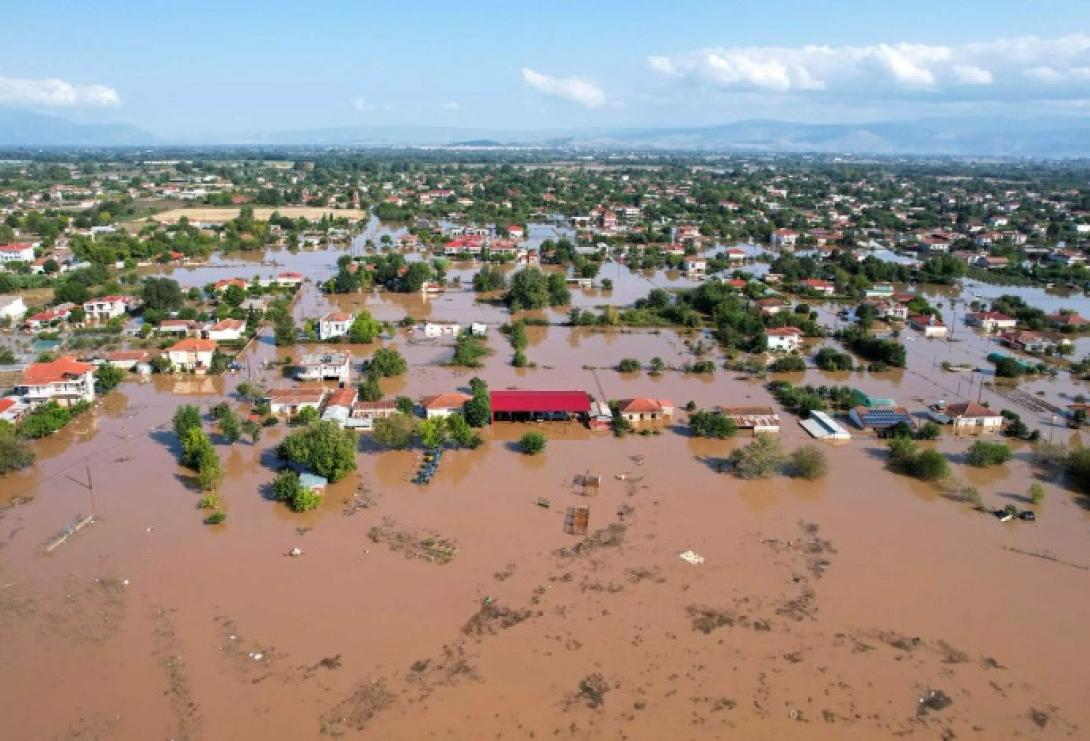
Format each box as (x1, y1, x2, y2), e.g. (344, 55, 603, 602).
(3, 107, 1090, 157)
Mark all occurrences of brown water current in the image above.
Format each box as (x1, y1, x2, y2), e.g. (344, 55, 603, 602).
(2, 250, 1090, 739)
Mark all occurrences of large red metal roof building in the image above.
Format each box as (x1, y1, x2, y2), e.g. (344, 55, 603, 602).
(489, 389, 591, 422)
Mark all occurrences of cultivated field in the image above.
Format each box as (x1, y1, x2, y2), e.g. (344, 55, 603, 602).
(150, 206, 371, 225)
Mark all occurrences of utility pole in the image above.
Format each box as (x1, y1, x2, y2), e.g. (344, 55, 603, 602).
(64, 459, 97, 519)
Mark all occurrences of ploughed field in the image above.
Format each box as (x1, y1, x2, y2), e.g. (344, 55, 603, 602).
(1, 278, 1089, 740)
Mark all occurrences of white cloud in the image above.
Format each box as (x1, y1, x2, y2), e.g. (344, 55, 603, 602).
(440, 101, 460, 111)
(521, 67, 606, 108)
(0, 76, 120, 107)
(953, 65, 993, 86)
(352, 97, 392, 113)
(648, 34, 1090, 101)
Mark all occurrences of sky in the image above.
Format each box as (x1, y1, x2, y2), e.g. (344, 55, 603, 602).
(3, 0, 1090, 139)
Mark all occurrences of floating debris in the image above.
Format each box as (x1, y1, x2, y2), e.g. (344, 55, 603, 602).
(679, 550, 705, 565)
(564, 506, 590, 535)
(44, 514, 94, 553)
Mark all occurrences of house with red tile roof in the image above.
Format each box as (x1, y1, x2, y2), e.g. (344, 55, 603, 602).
(616, 398, 674, 425)
(167, 338, 218, 373)
(15, 356, 95, 406)
(765, 326, 804, 352)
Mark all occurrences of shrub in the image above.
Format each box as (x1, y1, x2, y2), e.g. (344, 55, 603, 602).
(518, 431, 546, 455)
(966, 440, 1012, 467)
(814, 347, 854, 371)
(373, 413, 418, 449)
(0, 425, 34, 474)
(912, 450, 950, 480)
(769, 354, 806, 372)
(729, 434, 786, 479)
(616, 358, 640, 373)
(17, 401, 73, 439)
(916, 421, 942, 440)
(94, 363, 125, 393)
(1028, 483, 1046, 505)
(788, 446, 828, 479)
(449, 334, 490, 368)
(688, 410, 738, 439)
(204, 510, 227, 525)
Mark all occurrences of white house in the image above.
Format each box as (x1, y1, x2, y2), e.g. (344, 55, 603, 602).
(945, 401, 1005, 435)
(0, 243, 35, 266)
(683, 256, 707, 276)
(771, 229, 797, 249)
(203, 318, 246, 342)
(265, 387, 328, 417)
(276, 271, 304, 288)
(421, 392, 471, 418)
(82, 295, 134, 322)
(423, 321, 462, 339)
(0, 294, 27, 323)
(167, 338, 218, 373)
(296, 352, 351, 383)
(15, 356, 96, 407)
(319, 312, 353, 340)
(909, 314, 949, 338)
(965, 311, 1017, 333)
(765, 326, 804, 352)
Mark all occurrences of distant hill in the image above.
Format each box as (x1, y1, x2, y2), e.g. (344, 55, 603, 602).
(0, 108, 157, 147)
(4, 107, 1090, 157)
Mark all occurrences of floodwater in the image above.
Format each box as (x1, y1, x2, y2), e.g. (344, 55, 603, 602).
(3, 244, 1090, 739)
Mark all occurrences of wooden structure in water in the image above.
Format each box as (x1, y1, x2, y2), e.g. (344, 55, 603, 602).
(564, 506, 590, 535)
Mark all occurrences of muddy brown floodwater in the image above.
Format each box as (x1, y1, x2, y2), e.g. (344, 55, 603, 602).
(2, 254, 1090, 740)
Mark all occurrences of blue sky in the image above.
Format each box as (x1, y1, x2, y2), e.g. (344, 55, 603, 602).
(3, 0, 1090, 137)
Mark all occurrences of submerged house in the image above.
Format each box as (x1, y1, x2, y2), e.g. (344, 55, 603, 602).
(15, 356, 96, 407)
(720, 406, 781, 435)
(296, 352, 351, 383)
(799, 410, 851, 441)
(848, 406, 915, 432)
(265, 387, 328, 417)
(616, 398, 674, 425)
(943, 401, 1005, 435)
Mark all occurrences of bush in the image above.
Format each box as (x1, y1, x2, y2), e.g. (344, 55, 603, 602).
(788, 446, 828, 479)
(204, 510, 227, 525)
(277, 421, 357, 482)
(912, 450, 950, 480)
(769, 354, 806, 372)
(373, 413, 418, 449)
(814, 347, 854, 371)
(1028, 482, 1046, 505)
(916, 421, 942, 440)
(1065, 447, 1090, 491)
(688, 410, 738, 439)
(94, 363, 125, 393)
(449, 334, 490, 368)
(0, 425, 34, 474)
(17, 401, 73, 439)
(616, 358, 640, 373)
(729, 434, 785, 479)
(270, 469, 321, 511)
(966, 440, 1012, 467)
(518, 431, 546, 455)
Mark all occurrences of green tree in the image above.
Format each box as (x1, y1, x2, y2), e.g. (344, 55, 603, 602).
(142, 277, 183, 312)
(0, 424, 35, 474)
(372, 413, 417, 449)
(966, 440, 1013, 467)
(367, 347, 407, 377)
(1028, 482, 1046, 505)
(395, 396, 415, 415)
(464, 377, 490, 427)
(729, 434, 786, 479)
(446, 412, 482, 448)
(504, 267, 551, 311)
(359, 373, 383, 402)
(223, 283, 246, 307)
(689, 410, 738, 439)
(241, 418, 262, 444)
(277, 421, 357, 482)
(173, 404, 202, 440)
(94, 363, 125, 393)
(218, 408, 241, 444)
(518, 431, 546, 455)
(788, 446, 827, 480)
(348, 310, 382, 344)
(912, 450, 949, 480)
(418, 416, 449, 449)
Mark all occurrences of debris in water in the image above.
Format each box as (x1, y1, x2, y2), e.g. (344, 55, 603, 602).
(917, 689, 953, 716)
(679, 550, 705, 565)
(288, 547, 303, 557)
